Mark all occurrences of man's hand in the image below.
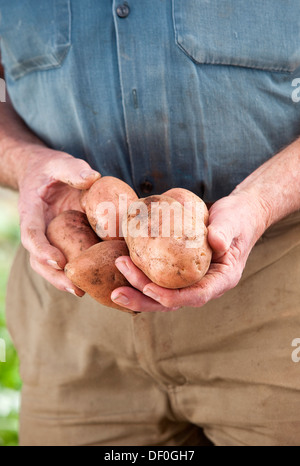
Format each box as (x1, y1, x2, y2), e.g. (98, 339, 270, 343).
(0, 82, 100, 295)
(111, 135, 300, 312)
(17, 145, 100, 295)
(111, 192, 268, 312)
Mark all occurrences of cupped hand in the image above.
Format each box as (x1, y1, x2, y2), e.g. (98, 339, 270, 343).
(111, 192, 269, 312)
(17, 145, 100, 295)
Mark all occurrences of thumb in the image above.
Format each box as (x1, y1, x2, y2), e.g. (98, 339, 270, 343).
(207, 220, 235, 254)
(50, 154, 101, 189)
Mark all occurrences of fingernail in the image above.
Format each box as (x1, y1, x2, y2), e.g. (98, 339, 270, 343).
(143, 288, 160, 302)
(80, 169, 98, 180)
(47, 259, 63, 270)
(111, 293, 130, 306)
(66, 287, 77, 296)
(115, 260, 130, 275)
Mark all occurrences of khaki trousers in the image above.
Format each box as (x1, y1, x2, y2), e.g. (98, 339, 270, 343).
(6, 211, 300, 446)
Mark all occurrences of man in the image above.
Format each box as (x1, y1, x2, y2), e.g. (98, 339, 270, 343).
(0, 0, 299, 446)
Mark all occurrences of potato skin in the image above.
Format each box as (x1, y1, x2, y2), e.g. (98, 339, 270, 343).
(83, 176, 138, 241)
(46, 210, 100, 263)
(164, 188, 209, 226)
(80, 189, 89, 212)
(123, 194, 212, 289)
(65, 241, 135, 313)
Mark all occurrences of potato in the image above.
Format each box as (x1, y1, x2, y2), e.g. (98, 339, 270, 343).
(65, 241, 135, 313)
(164, 187, 209, 226)
(47, 210, 100, 262)
(123, 193, 212, 289)
(80, 189, 89, 212)
(82, 176, 138, 241)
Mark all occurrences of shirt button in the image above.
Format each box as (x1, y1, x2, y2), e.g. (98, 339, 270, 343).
(140, 180, 154, 195)
(116, 3, 130, 18)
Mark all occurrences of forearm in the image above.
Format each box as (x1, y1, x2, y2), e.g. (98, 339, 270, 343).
(233, 138, 300, 231)
(0, 93, 46, 189)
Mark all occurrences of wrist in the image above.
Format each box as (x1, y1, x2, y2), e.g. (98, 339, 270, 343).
(5, 141, 48, 190)
(0, 95, 47, 190)
(231, 139, 300, 231)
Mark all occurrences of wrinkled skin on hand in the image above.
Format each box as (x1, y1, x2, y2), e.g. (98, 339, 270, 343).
(18, 146, 100, 295)
(111, 192, 268, 312)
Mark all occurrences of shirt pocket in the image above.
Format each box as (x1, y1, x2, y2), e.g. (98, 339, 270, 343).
(0, 0, 71, 80)
(172, 0, 300, 73)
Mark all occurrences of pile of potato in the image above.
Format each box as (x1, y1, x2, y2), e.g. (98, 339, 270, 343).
(47, 177, 212, 313)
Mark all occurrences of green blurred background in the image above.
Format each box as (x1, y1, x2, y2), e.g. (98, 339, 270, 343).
(0, 187, 21, 446)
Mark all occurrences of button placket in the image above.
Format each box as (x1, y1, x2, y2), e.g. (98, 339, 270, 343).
(113, 0, 153, 195)
(112, 0, 174, 196)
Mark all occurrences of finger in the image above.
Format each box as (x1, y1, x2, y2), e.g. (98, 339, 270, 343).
(207, 212, 236, 253)
(47, 154, 101, 190)
(19, 199, 66, 270)
(111, 286, 178, 313)
(30, 256, 85, 297)
(113, 256, 181, 311)
(207, 201, 240, 253)
(207, 226, 232, 254)
(143, 262, 241, 309)
(115, 256, 152, 291)
(22, 226, 67, 270)
(143, 278, 211, 309)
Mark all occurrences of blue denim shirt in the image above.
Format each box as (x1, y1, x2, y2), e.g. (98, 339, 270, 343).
(1, 0, 300, 201)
